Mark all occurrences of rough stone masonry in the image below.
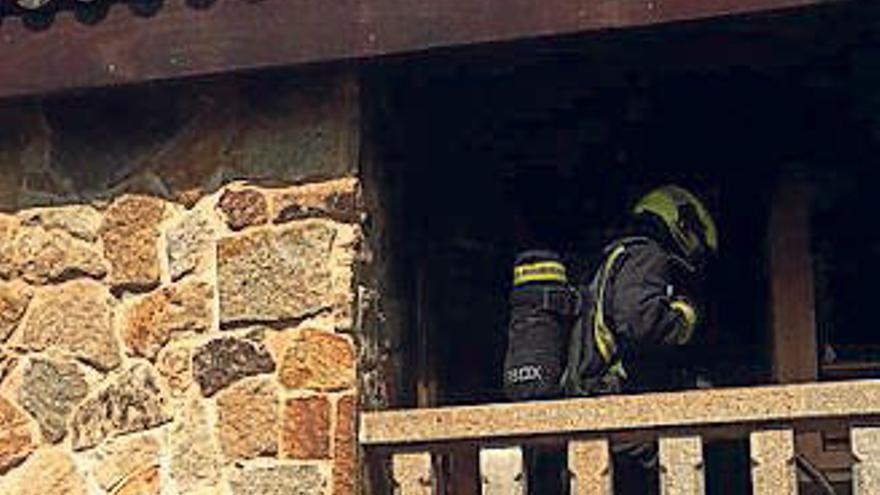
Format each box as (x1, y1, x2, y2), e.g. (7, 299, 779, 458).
(0, 70, 363, 494)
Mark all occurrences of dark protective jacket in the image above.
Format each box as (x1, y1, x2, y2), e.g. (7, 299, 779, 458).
(606, 238, 696, 344)
(563, 235, 700, 396)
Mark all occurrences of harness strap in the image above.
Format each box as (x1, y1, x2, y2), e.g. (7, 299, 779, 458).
(593, 244, 628, 379)
(510, 286, 581, 316)
(561, 240, 642, 396)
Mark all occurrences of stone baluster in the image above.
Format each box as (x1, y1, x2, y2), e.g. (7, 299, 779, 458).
(750, 428, 797, 495)
(852, 427, 880, 495)
(480, 446, 526, 495)
(659, 435, 705, 495)
(392, 452, 435, 495)
(568, 438, 613, 495)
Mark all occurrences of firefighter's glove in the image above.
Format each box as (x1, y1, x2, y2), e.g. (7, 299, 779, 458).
(669, 298, 698, 345)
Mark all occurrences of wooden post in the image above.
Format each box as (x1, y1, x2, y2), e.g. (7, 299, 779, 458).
(767, 180, 846, 479)
(568, 439, 613, 495)
(446, 445, 480, 495)
(659, 436, 705, 495)
(479, 446, 526, 495)
(415, 262, 439, 407)
(393, 452, 435, 495)
(768, 179, 852, 477)
(852, 427, 880, 495)
(750, 429, 797, 495)
(768, 180, 817, 383)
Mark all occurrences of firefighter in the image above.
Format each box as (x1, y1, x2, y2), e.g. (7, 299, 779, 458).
(561, 184, 718, 397)
(504, 184, 717, 400)
(503, 184, 717, 493)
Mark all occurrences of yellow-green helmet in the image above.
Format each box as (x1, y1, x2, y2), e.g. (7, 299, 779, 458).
(632, 185, 718, 259)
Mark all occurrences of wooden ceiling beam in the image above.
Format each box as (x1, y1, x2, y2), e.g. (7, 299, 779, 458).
(0, 0, 843, 100)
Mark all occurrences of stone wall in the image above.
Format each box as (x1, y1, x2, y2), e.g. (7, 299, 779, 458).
(0, 69, 363, 494)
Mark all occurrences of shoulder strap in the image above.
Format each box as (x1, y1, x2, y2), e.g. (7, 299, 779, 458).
(592, 240, 643, 378)
(594, 238, 649, 354)
(562, 238, 647, 395)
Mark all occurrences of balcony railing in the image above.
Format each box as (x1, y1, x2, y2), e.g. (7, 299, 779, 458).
(359, 379, 880, 494)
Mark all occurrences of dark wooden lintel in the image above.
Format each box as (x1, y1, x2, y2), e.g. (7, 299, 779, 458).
(0, 0, 840, 100)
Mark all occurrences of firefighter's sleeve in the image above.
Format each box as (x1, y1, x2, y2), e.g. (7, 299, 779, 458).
(612, 247, 699, 346)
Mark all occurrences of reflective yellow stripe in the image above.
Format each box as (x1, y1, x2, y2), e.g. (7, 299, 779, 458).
(513, 261, 567, 286)
(608, 360, 628, 380)
(594, 245, 625, 365)
(670, 299, 697, 345)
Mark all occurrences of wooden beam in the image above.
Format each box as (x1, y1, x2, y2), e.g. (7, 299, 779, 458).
(796, 431, 852, 474)
(0, 0, 842, 100)
(768, 180, 818, 383)
(361, 379, 880, 447)
(447, 447, 480, 495)
(766, 180, 853, 477)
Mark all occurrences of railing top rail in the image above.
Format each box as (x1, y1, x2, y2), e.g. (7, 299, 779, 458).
(360, 379, 880, 447)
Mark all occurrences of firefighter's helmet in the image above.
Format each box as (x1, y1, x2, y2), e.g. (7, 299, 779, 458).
(632, 185, 718, 260)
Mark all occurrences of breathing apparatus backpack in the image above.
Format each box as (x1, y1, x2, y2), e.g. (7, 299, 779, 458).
(504, 240, 639, 401)
(503, 250, 579, 400)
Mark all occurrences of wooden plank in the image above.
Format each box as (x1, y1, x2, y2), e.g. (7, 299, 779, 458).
(659, 436, 704, 495)
(0, 0, 841, 100)
(766, 181, 850, 479)
(479, 446, 526, 495)
(852, 427, 880, 495)
(360, 379, 880, 446)
(750, 429, 797, 495)
(444, 445, 480, 495)
(796, 431, 852, 474)
(568, 439, 613, 495)
(415, 262, 439, 407)
(768, 181, 818, 383)
(392, 452, 435, 495)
